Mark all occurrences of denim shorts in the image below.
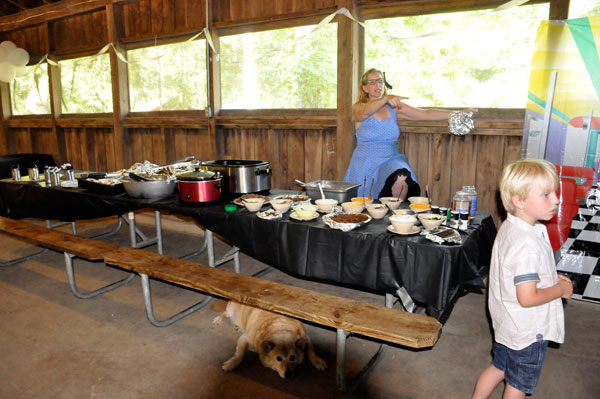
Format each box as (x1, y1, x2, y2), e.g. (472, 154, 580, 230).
(492, 335, 549, 394)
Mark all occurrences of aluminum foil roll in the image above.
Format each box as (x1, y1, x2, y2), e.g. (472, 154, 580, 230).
(448, 111, 475, 136)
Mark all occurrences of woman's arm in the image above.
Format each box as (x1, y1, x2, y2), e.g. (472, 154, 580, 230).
(396, 102, 478, 121)
(353, 95, 408, 123)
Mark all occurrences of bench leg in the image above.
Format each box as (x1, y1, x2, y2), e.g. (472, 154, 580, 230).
(139, 273, 212, 327)
(0, 248, 48, 267)
(64, 252, 135, 299)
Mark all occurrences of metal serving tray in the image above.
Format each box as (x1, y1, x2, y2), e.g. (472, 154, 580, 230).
(303, 180, 360, 203)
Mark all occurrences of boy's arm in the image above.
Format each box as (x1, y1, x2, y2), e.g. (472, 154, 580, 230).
(516, 275, 573, 307)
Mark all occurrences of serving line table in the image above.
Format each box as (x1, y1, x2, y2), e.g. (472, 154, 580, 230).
(0, 177, 496, 322)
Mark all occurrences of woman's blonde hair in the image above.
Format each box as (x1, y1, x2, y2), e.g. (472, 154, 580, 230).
(499, 159, 559, 214)
(356, 68, 388, 104)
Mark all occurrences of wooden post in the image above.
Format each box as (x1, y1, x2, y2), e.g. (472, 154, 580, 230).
(336, 0, 360, 181)
(207, 0, 220, 161)
(106, 0, 131, 170)
(0, 81, 10, 153)
(549, 0, 570, 20)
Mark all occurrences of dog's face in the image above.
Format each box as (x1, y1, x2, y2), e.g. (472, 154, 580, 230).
(258, 335, 307, 379)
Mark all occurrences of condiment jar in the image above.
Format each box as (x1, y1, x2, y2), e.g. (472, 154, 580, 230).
(462, 185, 478, 217)
(28, 163, 39, 181)
(11, 164, 21, 181)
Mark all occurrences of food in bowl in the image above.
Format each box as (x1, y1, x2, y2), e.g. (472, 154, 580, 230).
(293, 204, 319, 218)
(418, 213, 444, 230)
(351, 197, 373, 205)
(407, 196, 430, 205)
(409, 203, 431, 213)
(389, 214, 417, 233)
(331, 213, 369, 224)
(392, 209, 415, 216)
(366, 204, 388, 219)
(243, 198, 266, 212)
(379, 197, 402, 210)
(315, 198, 338, 213)
(341, 201, 365, 214)
(271, 198, 293, 213)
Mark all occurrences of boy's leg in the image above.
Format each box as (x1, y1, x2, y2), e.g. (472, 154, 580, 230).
(502, 384, 526, 399)
(472, 364, 504, 399)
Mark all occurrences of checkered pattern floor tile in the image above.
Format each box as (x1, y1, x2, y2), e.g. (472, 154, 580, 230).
(556, 206, 600, 303)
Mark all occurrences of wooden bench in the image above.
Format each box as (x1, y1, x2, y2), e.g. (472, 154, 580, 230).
(104, 247, 443, 391)
(0, 216, 133, 299)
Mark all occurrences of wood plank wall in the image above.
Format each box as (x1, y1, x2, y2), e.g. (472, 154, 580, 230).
(0, 0, 570, 225)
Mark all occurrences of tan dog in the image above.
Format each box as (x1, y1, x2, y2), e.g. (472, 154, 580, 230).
(213, 301, 327, 378)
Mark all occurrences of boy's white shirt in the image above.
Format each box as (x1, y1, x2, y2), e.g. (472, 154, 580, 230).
(488, 212, 565, 350)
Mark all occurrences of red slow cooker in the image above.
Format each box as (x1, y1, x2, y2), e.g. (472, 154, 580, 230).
(177, 169, 223, 202)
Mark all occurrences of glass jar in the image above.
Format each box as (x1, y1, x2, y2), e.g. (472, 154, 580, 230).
(462, 185, 478, 217)
(452, 191, 471, 214)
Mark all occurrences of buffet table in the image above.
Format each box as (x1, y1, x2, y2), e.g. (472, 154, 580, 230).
(0, 177, 496, 321)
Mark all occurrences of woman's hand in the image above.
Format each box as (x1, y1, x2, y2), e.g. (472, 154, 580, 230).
(385, 95, 409, 109)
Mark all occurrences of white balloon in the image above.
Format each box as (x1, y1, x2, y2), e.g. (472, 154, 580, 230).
(7, 48, 29, 67)
(0, 41, 16, 51)
(0, 48, 6, 62)
(15, 65, 28, 77)
(0, 62, 16, 82)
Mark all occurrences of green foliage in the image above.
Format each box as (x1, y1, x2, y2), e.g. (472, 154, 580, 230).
(10, 64, 50, 115)
(365, 4, 550, 108)
(220, 23, 337, 109)
(60, 54, 113, 113)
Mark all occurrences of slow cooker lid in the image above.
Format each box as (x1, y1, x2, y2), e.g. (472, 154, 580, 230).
(202, 160, 269, 167)
(177, 169, 221, 181)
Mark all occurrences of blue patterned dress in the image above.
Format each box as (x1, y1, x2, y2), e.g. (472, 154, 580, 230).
(343, 104, 418, 198)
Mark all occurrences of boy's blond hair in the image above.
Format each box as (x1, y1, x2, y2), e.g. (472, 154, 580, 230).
(499, 159, 559, 214)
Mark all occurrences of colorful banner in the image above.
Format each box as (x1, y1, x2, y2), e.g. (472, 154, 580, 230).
(523, 16, 600, 174)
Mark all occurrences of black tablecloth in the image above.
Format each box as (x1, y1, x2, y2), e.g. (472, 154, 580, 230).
(0, 179, 496, 320)
(0, 153, 55, 179)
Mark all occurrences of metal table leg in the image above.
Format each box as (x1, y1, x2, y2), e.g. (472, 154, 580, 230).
(64, 252, 134, 299)
(335, 294, 394, 392)
(125, 211, 161, 253)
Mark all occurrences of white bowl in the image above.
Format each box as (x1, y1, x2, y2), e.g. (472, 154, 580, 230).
(271, 198, 293, 213)
(341, 201, 364, 214)
(293, 204, 319, 219)
(366, 203, 388, 219)
(392, 208, 415, 216)
(407, 196, 430, 205)
(315, 198, 338, 213)
(418, 213, 445, 230)
(379, 197, 402, 210)
(351, 197, 373, 206)
(389, 214, 417, 233)
(243, 198, 265, 212)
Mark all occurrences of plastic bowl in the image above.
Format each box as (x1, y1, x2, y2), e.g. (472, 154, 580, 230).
(379, 197, 402, 210)
(418, 213, 444, 230)
(271, 198, 293, 213)
(243, 198, 265, 212)
(341, 201, 365, 214)
(389, 214, 417, 233)
(293, 204, 319, 218)
(315, 198, 338, 213)
(351, 197, 373, 206)
(409, 203, 431, 213)
(366, 204, 388, 219)
(407, 196, 430, 205)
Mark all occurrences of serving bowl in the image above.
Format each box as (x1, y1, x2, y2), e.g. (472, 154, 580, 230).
(270, 198, 293, 213)
(389, 214, 417, 234)
(366, 203, 388, 219)
(315, 198, 338, 213)
(341, 201, 365, 214)
(293, 204, 319, 218)
(121, 176, 177, 200)
(407, 196, 430, 205)
(351, 197, 373, 206)
(409, 203, 431, 213)
(392, 208, 415, 216)
(379, 197, 402, 210)
(243, 198, 265, 212)
(418, 213, 445, 230)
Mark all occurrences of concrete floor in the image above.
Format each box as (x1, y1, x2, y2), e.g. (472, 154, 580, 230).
(0, 213, 598, 399)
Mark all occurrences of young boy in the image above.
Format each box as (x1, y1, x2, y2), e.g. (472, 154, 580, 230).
(472, 159, 573, 399)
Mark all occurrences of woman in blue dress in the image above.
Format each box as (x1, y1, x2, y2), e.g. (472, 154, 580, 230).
(344, 68, 476, 200)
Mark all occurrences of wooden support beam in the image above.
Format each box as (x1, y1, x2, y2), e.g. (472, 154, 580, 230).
(549, 0, 570, 20)
(336, 0, 360, 181)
